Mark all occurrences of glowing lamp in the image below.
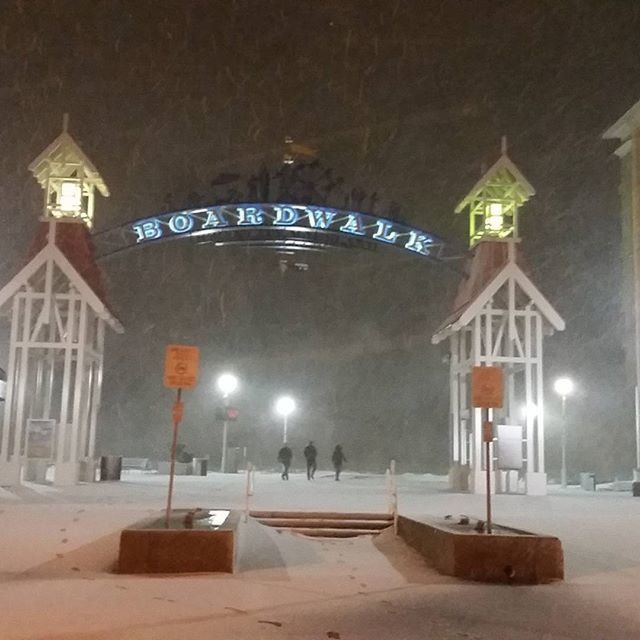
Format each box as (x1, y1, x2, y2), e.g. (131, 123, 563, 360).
(485, 202, 504, 232)
(275, 395, 295, 417)
(454, 141, 535, 247)
(59, 181, 82, 212)
(521, 402, 538, 419)
(217, 373, 239, 397)
(553, 377, 574, 397)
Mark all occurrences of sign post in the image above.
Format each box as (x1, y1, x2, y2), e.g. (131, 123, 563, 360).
(471, 366, 504, 534)
(163, 344, 199, 528)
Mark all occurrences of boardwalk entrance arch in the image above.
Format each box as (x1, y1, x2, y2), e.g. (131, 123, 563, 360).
(0, 123, 564, 495)
(92, 203, 456, 263)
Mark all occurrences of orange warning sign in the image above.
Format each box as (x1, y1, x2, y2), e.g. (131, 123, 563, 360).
(164, 345, 200, 389)
(471, 366, 504, 408)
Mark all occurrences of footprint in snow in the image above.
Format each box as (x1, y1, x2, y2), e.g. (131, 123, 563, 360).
(258, 620, 282, 627)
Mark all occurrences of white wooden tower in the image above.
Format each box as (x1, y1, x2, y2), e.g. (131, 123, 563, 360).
(433, 147, 565, 495)
(0, 118, 122, 486)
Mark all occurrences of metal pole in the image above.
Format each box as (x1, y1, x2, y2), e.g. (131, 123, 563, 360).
(484, 408, 492, 534)
(221, 420, 228, 473)
(165, 387, 182, 528)
(631, 131, 640, 478)
(486, 439, 492, 534)
(283, 414, 288, 443)
(220, 394, 229, 473)
(635, 386, 640, 472)
(561, 395, 567, 489)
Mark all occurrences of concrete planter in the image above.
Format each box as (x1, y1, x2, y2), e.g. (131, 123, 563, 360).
(157, 461, 192, 475)
(397, 515, 563, 584)
(118, 509, 239, 574)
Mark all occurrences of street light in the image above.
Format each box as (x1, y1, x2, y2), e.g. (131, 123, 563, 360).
(275, 395, 295, 443)
(521, 403, 539, 420)
(554, 377, 574, 488)
(217, 373, 239, 473)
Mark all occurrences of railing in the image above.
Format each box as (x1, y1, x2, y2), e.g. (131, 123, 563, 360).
(386, 458, 398, 535)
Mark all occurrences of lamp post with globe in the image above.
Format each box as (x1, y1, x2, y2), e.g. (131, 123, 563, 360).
(275, 396, 296, 443)
(217, 373, 239, 473)
(554, 377, 574, 489)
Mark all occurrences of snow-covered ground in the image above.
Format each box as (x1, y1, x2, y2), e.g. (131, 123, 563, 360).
(1, 471, 639, 639)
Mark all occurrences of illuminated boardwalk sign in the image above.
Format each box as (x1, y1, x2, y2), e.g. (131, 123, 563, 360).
(124, 203, 444, 259)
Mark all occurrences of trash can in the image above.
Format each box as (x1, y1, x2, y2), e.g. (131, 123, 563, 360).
(99, 455, 122, 481)
(579, 472, 596, 491)
(192, 457, 208, 476)
(24, 459, 48, 483)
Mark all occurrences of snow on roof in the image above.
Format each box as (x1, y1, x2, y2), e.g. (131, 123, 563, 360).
(28, 130, 109, 197)
(432, 240, 564, 344)
(0, 222, 122, 333)
(603, 98, 640, 141)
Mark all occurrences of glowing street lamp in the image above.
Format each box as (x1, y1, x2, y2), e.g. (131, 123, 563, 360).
(275, 395, 295, 443)
(554, 377, 574, 488)
(521, 402, 539, 420)
(217, 373, 239, 473)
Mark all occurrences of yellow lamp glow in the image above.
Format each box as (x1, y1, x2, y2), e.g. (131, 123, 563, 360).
(59, 181, 82, 212)
(485, 202, 504, 232)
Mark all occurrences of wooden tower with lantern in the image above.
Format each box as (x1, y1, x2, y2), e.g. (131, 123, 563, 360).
(0, 117, 122, 487)
(433, 143, 565, 496)
(456, 138, 535, 246)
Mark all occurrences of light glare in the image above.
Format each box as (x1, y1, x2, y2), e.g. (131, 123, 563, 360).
(60, 181, 81, 212)
(485, 202, 504, 231)
(217, 373, 239, 396)
(275, 395, 295, 417)
(553, 377, 574, 397)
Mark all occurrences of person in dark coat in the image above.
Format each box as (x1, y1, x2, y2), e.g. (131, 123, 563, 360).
(277, 443, 292, 480)
(332, 445, 346, 481)
(303, 441, 317, 480)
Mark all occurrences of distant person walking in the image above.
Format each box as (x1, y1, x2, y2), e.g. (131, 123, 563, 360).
(303, 441, 317, 480)
(278, 444, 292, 480)
(332, 445, 346, 481)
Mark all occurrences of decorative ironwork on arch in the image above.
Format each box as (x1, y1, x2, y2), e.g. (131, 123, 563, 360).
(92, 202, 461, 263)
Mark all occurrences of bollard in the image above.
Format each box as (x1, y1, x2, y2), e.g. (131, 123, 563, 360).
(389, 459, 398, 535)
(244, 462, 254, 522)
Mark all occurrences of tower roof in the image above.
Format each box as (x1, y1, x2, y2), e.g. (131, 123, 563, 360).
(432, 240, 564, 344)
(28, 129, 109, 197)
(602, 98, 640, 141)
(455, 153, 535, 214)
(0, 222, 122, 333)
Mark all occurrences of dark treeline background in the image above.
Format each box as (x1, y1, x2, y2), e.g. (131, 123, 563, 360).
(1, 1, 639, 477)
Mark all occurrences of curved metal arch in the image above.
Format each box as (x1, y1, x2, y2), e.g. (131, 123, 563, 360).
(92, 202, 462, 263)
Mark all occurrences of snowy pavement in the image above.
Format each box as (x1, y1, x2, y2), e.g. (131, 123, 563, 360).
(0, 471, 639, 639)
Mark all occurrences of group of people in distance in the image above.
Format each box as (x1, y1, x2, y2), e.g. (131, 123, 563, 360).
(277, 441, 347, 481)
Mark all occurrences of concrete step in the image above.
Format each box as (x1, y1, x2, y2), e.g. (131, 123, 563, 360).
(257, 517, 392, 530)
(249, 510, 392, 521)
(252, 510, 394, 539)
(278, 527, 384, 538)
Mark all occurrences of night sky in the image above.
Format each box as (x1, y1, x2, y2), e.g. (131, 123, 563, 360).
(1, 1, 639, 476)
